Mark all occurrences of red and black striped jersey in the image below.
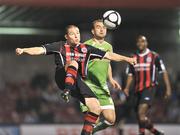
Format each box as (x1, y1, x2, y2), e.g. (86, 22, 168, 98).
(126, 48, 166, 92)
(42, 41, 106, 78)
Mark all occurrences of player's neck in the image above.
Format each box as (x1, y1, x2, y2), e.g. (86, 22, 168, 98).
(139, 48, 148, 54)
(67, 41, 79, 47)
(93, 38, 104, 44)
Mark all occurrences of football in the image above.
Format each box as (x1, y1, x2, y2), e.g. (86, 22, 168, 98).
(103, 10, 121, 29)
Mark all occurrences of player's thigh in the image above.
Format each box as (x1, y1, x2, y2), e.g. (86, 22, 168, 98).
(85, 97, 101, 114)
(136, 88, 155, 111)
(138, 103, 149, 115)
(76, 76, 97, 104)
(55, 67, 66, 90)
(102, 109, 116, 124)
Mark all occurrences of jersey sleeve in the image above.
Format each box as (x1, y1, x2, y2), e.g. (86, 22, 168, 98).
(155, 54, 166, 73)
(126, 64, 135, 76)
(108, 44, 113, 52)
(87, 45, 106, 59)
(42, 41, 63, 55)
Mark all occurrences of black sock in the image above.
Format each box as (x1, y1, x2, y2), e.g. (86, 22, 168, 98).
(145, 119, 161, 135)
(139, 121, 146, 135)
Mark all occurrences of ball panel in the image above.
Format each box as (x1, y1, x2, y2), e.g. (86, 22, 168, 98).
(115, 12, 121, 25)
(109, 13, 118, 22)
(103, 20, 116, 29)
(103, 10, 115, 18)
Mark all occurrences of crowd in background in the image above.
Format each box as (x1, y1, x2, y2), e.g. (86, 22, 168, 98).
(0, 69, 180, 124)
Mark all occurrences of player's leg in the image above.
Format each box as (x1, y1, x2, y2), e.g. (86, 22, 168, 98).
(64, 60, 78, 91)
(92, 95, 115, 134)
(80, 98, 101, 135)
(137, 88, 164, 135)
(76, 78, 101, 135)
(92, 109, 115, 134)
(61, 60, 79, 102)
(138, 103, 164, 135)
(138, 103, 149, 135)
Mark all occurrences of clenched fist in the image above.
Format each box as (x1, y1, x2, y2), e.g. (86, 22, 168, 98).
(128, 57, 137, 65)
(16, 48, 24, 55)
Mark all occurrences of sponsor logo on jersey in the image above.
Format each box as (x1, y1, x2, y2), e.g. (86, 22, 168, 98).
(81, 47, 87, 53)
(147, 57, 152, 62)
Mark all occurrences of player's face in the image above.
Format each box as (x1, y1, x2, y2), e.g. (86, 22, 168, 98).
(65, 27, 80, 45)
(136, 37, 148, 51)
(92, 22, 107, 39)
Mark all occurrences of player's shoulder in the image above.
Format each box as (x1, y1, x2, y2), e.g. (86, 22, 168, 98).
(103, 41, 112, 47)
(150, 49, 159, 56)
(50, 41, 65, 46)
(84, 39, 93, 45)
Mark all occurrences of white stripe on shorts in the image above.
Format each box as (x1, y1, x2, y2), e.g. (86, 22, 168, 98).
(100, 105, 115, 110)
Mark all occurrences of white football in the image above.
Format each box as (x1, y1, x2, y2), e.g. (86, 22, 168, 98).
(103, 10, 121, 29)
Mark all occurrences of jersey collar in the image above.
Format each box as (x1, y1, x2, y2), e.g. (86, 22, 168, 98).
(92, 38, 105, 45)
(65, 42, 80, 47)
(138, 48, 150, 57)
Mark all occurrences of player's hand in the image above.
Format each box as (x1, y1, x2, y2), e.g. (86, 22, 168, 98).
(123, 88, 129, 97)
(61, 89, 70, 103)
(109, 79, 122, 90)
(164, 88, 171, 100)
(16, 48, 24, 55)
(127, 57, 137, 65)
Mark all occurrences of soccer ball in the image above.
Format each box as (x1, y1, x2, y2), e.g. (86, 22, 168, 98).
(103, 10, 121, 30)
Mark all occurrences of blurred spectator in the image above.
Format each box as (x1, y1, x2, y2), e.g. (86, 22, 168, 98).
(0, 69, 179, 124)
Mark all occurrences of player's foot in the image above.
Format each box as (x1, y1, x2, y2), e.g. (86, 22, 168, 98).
(61, 89, 70, 103)
(158, 131, 164, 135)
(155, 131, 164, 135)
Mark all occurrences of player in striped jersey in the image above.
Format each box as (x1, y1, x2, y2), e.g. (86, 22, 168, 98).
(16, 25, 136, 135)
(124, 35, 171, 135)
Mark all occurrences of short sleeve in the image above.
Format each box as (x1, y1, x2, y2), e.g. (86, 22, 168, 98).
(155, 54, 166, 73)
(88, 46, 106, 59)
(126, 64, 135, 76)
(109, 45, 113, 53)
(42, 41, 63, 55)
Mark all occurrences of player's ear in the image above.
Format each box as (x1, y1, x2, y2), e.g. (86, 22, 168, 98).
(91, 29, 94, 35)
(65, 34, 68, 40)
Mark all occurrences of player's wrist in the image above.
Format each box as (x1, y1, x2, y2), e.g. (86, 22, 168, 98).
(124, 88, 129, 91)
(22, 48, 24, 53)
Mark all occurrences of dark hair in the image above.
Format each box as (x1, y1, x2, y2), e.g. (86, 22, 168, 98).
(65, 25, 78, 34)
(92, 19, 103, 29)
(136, 35, 147, 42)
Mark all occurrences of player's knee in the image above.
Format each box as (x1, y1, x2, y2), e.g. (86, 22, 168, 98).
(138, 113, 146, 122)
(103, 110, 116, 125)
(69, 60, 78, 69)
(105, 115, 116, 125)
(85, 98, 101, 115)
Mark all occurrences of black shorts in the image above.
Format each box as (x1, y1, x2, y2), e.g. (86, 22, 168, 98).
(135, 87, 156, 108)
(55, 67, 96, 104)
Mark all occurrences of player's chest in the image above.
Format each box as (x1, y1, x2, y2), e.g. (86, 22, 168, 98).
(134, 55, 154, 71)
(63, 46, 88, 62)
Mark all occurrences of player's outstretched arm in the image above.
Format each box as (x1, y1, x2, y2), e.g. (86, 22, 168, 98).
(104, 52, 137, 65)
(16, 47, 45, 56)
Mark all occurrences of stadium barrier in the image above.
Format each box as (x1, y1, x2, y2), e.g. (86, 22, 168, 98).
(0, 124, 179, 135)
